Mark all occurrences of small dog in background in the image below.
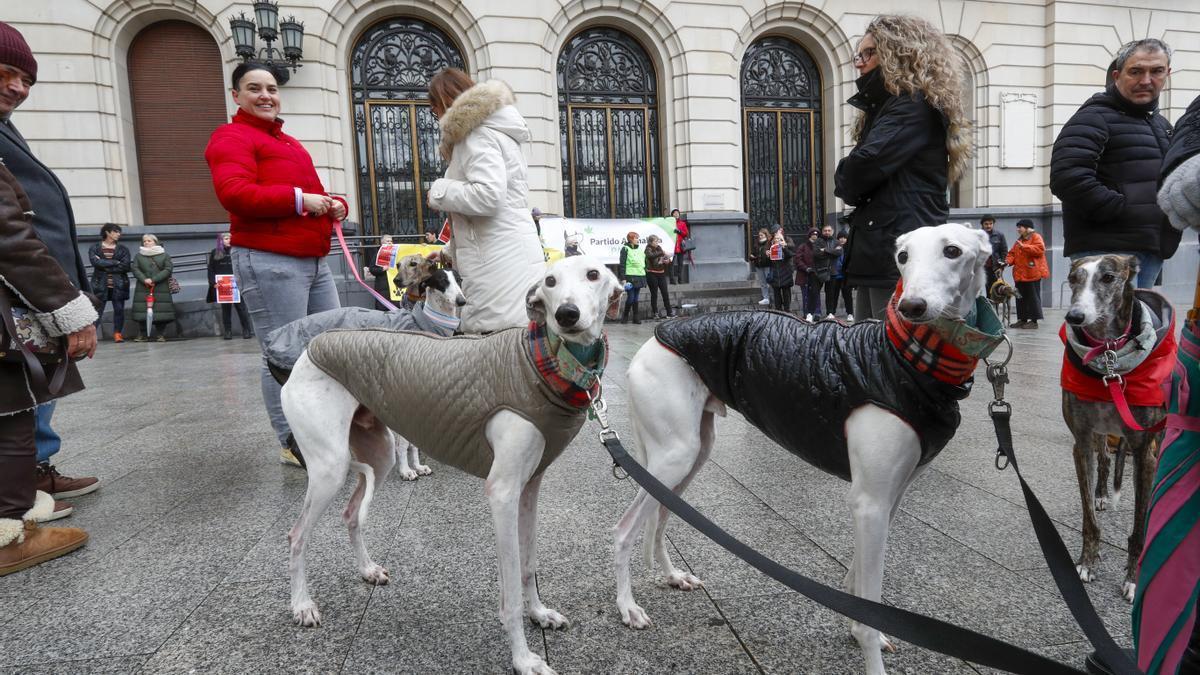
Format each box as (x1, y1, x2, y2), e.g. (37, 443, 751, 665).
(988, 277, 1017, 325)
(1060, 254, 1174, 602)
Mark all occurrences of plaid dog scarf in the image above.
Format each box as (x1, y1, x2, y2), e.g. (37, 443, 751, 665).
(526, 321, 607, 408)
(885, 281, 1005, 385)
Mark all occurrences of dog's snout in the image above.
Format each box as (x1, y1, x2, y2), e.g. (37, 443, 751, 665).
(456, 296, 467, 307)
(555, 303, 581, 327)
(897, 297, 927, 319)
(1065, 308, 1085, 325)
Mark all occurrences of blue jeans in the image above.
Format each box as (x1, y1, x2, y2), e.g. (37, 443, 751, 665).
(1069, 250, 1162, 289)
(233, 248, 341, 447)
(35, 401, 60, 464)
(756, 267, 770, 302)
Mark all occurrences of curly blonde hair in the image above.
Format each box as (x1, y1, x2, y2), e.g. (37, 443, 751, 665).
(852, 15, 973, 182)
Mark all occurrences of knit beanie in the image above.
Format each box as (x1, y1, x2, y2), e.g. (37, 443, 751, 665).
(0, 22, 36, 83)
(1159, 153, 1200, 232)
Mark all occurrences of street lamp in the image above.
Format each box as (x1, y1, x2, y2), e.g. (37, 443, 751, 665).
(228, 1, 304, 85)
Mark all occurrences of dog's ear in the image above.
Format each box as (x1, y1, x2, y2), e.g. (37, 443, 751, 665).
(526, 280, 546, 323)
(971, 227, 991, 264)
(1122, 254, 1140, 279)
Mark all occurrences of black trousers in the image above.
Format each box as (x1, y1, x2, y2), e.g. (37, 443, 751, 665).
(0, 408, 36, 520)
(1015, 279, 1043, 321)
(771, 285, 792, 312)
(220, 302, 253, 335)
(824, 279, 853, 315)
(647, 272, 672, 315)
(671, 255, 687, 283)
(95, 289, 125, 333)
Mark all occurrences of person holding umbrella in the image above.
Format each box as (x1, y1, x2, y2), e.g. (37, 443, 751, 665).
(131, 233, 176, 342)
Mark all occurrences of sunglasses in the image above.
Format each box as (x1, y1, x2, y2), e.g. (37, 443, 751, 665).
(853, 47, 877, 65)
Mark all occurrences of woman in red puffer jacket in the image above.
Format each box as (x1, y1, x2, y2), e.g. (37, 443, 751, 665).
(204, 62, 348, 467)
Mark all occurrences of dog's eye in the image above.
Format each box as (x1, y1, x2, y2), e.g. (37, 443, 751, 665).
(1101, 273, 1117, 283)
(586, 270, 600, 281)
(545, 276, 556, 287)
(897, 251, 908, 265)
(943, 245, 962, 259)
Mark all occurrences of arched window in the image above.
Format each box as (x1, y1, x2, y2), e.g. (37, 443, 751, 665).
(350, 18, 465, 237)
(558, 27, 661, 218)
(127, 21, 227, 225)
(740, 36, 823, 236)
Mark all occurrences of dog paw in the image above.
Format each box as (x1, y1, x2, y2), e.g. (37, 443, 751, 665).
(1094, 496, 1109, 512)
(528, 606, 570, 630)
(292, 601, 322, 628)
(512, 653, 557, 675)
(881, 634, 898, 653)
(398, 468, 418, 481)
(1123, 581, 1137, 603)
(415, 463, 433, 476)
(619, 603, 652, 629)
(360, 564, 390, 585)
(664, 570, 704, 591)
(1076, 564, 1095, 583)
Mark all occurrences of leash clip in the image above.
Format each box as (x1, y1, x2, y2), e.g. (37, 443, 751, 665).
(1099, 349, 1125, 388)
(984, 352, 1012, 471)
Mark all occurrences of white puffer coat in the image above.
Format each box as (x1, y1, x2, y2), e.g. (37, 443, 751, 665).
(428, 80, 545, 334)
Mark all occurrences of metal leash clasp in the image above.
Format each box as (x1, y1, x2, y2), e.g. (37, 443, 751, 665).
(984, 335, 1013, 470)
(1099, 349, 1124, 388)
(585, 389, 627, 480)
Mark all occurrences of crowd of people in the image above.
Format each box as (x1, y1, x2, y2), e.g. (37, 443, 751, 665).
(0, 22, 1195, 666)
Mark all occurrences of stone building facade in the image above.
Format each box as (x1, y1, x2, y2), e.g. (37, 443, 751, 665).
(4, 0, 1200, 309)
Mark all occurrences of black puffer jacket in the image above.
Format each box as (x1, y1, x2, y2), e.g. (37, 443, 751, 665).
(655, 311, 968, 480)
(1049, 85, 1177, 258)
(1163, 94, 1200, 179)
(835, 69, 950, 289)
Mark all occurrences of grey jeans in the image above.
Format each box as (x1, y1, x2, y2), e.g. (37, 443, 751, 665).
(233, 248, 340, 447)
(854, 286, 893, 321)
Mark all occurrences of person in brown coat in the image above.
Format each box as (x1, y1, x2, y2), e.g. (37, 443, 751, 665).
(1005, 219, 1050, 329)
(0, 161, 95, 575)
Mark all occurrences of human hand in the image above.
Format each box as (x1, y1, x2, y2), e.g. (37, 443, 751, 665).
(67, 324, 98, 359)
(302, 193, 332, 215)
(143, 278, 154, 288)
(330, 200, 347, 221)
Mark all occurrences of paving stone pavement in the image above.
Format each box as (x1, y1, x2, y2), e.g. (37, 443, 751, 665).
(0, 308, 1144, 674)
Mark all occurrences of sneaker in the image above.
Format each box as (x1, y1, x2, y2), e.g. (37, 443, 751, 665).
(1009, 320, 1028, 329)
(757, 298, 770, 306)
(0, 521, 88, 577)
(846, 314, 854, 323)
(281, 446, 302, 467)
(133, 335, 147, 342)
(156, 334, 167, 343)
(1024, 321, 1039, 329)
(112, 332, 124, 343)
(34, 501, 73, 523)
(35, 463, 100, 500)
(825, 313, 835, 320)
(805, 313, 813, 322)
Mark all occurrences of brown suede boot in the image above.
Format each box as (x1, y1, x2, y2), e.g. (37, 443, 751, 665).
(0, 492, 88, 577)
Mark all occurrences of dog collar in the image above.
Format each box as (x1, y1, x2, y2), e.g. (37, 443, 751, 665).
(885, 281, 1004, 385)
(526, 321, 607, 408)
(420, 301, 461, 335)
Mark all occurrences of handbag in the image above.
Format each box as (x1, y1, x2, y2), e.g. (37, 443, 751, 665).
(679, 236, 697, 254)
(167, 276, 182, 295)
(0, 291, 70, 394)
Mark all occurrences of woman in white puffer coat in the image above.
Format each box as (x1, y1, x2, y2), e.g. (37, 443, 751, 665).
(427, 69, 545, 334)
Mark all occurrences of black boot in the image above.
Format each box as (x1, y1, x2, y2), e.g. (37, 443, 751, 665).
(632, 304, 641, 324)
(621, 303, 631, 324)
(223, 329, 233, 340)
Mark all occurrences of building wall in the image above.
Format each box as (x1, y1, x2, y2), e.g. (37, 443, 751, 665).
(5, 0, 1200, 296)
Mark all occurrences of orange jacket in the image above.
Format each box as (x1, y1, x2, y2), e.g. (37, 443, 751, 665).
(1006, 232, 1049, 282)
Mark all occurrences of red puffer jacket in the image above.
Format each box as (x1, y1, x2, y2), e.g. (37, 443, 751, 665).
(205, 110, 347, 258)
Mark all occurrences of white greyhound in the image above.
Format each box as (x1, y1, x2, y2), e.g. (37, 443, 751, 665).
(281, 255, 621, 675)
(615, 223, 999, 675)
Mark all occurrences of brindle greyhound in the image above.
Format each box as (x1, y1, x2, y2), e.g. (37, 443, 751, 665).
(1062, 254, 1168, 602)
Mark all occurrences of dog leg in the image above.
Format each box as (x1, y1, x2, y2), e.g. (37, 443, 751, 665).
(282, 354, 358, 628)
(410, 443, 432, 476)
(345, 418, 396, 585)
(1095, 436, 1113, 511)
(1124, 436, 1160, 602)
(395, 434, 418, 482)
(651, 410, 714, 592)
(1110, 439, 1127, 512)
(614, 487, 656, 629)
(518, 473, 568, 630)
(484, 411, 555, 675)
(846, 405, 922, 675)
(1072, 433, 1102, 583)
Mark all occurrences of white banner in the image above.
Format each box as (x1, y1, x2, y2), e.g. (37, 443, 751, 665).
(539, 216, 678, 265)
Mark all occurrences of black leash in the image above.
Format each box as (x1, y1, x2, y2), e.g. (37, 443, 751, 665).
(585, 341, 1140, 675)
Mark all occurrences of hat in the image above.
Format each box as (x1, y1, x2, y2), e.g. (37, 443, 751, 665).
(0, 22, 36, 84)
(1016, 218, 1034, 229)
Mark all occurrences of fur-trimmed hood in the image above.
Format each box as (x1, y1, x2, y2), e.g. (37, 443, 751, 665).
(438, 80, 528, 159)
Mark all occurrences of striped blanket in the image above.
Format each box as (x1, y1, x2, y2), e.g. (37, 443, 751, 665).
(1134, 319, 1200, 674)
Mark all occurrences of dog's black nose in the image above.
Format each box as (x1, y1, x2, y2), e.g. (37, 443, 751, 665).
(456, 296, 467, 307)
(555, 304, 581, 327)
(897, 297, 927, 319)
(1065, 309, 1085, 325)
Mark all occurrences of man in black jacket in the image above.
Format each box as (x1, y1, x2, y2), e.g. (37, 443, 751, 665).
(0, 22, 101, 505)
(980, 215, 1007, 292)
(1050, 39, 1175, 289)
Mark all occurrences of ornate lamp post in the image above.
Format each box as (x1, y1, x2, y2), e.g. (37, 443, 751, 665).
(228, 1, 304, 85)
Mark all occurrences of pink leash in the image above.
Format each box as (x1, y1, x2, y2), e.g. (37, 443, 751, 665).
(333, 220, 400, 312)
(1103, 376, 1167, 433)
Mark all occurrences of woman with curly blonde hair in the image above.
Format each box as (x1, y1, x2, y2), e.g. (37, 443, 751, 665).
(835, 14, 972, 319)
